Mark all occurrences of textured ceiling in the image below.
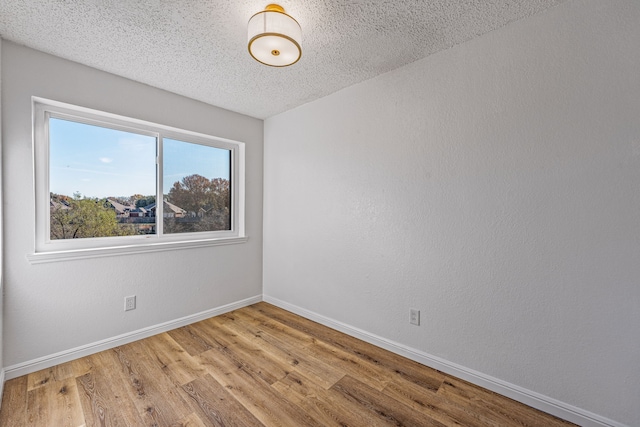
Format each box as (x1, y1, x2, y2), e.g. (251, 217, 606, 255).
(0, 0, 566, 119)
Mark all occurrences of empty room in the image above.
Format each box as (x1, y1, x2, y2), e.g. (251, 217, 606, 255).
(0, 0, 637, 426)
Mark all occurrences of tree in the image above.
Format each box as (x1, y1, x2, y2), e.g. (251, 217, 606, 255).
(128, 193, 145, 206)
(165, 174, 231, 232)
(135, 195, 156, 208)
(167, 174, 211, 213)
(50, 195, 135, 239)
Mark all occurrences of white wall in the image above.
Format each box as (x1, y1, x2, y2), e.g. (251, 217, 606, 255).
(263, 1, 640, 425)
(1, 41, 263, 368)
(0, 38, 4, 389)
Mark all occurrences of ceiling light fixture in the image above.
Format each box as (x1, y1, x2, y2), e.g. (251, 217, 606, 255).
(248, 4, 302, 67)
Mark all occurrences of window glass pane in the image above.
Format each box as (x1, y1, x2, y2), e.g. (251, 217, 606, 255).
(163, 138, 231, 233)
(49, 118, 156, 239)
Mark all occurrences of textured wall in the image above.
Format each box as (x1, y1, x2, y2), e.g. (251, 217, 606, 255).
(1, 41, 263, 366)
(263, 1, 640, 425)
(0, 38, 4, 382)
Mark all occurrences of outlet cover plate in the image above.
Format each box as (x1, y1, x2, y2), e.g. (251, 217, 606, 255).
(125, 295, 136, 311)
(410, 308, 420, 326)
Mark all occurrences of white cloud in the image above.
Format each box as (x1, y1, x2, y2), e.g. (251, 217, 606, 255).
(100, 157, 113, 163)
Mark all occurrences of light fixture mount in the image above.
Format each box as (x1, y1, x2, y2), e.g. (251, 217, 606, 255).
(248, 4, 302, 67)
(264, 3, 284, 13)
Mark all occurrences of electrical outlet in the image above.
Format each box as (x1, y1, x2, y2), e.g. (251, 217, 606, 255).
(125, 295, 136, 311)
(410, 308, 420, 326)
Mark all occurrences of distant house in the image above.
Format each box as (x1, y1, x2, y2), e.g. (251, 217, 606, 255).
(144, 200, 187, 218)
(129, 207, 147, 218)
(107, 199, 135, 217)
(196, 207, 208, 218)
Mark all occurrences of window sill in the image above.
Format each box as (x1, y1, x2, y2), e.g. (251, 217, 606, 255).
(27, 236, 248, 264)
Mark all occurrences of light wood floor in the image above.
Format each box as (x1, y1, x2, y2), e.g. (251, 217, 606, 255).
(0, 302, 576, 426)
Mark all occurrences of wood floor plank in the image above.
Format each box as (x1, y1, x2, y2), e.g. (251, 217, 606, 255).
(247, 302, 385, 356)
(240, 306, 391, 391)
(167, 324, 217, 357)
(383, 376, 498, 426)
(109, 343, 194, 425)
(0, 376, 28, 427)
(173, 411, 210, 427)
(85, 350, 147, 426)
(26, 361, 78, 394)
(1, 303, 578, 427)
(137, 332, 208, 386)
(220, 310, 347, 389)
(246, 303, 420, 391)
(70, 356, 95, 378)
(273, 369, 397, 427)
(249, 302, 448, 392)
(139, 332, 195, 366)
(196, 346, 324, 427)
(182, 374, 264, 427)
(192, 316, 291, 385)
(332, 374, 447, 427)
(85, 349, 157, 426)
(26, 368, 55, 392)
(76, 367, 128, 427)
(437, 377, 575, 427)
(26, 377, 85, 427)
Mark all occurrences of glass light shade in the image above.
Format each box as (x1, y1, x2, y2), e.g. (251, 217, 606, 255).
(248, 4, 301, 67)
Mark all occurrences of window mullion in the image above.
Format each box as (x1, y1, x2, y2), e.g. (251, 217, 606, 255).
(157, 135, 164, 236)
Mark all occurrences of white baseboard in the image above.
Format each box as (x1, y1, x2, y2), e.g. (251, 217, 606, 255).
(4, 295, 262, 380)
(0, 368, 5, 410)
(263, 295, 627, 427)
(2, 293, 627, 427)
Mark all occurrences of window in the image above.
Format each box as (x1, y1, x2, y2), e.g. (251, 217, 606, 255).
(30, 98, 245, 262)
(163, 138, 231, 234)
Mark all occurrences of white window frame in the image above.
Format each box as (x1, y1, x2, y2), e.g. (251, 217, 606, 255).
(28, 97, 246, 263)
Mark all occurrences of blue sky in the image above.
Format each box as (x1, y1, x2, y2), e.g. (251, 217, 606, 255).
(49, 118, 230, 199)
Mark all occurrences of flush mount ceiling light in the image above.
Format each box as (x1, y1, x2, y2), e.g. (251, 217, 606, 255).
(248, 4, 302, 67)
